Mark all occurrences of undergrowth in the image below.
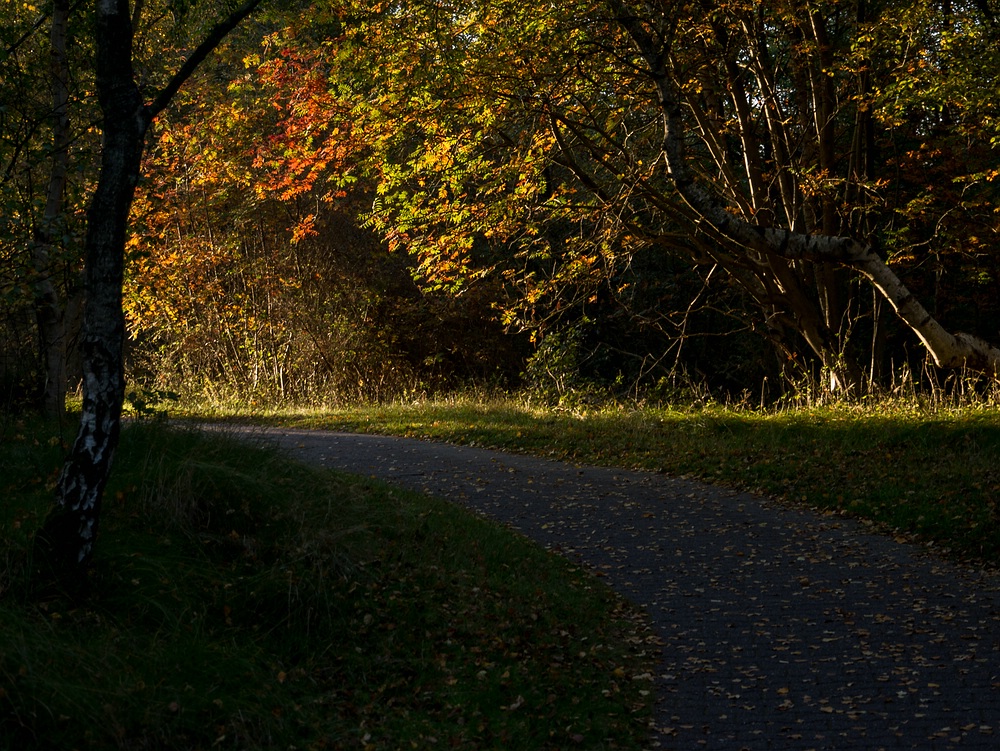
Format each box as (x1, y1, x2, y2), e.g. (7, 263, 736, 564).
(0, 417, 654, 750)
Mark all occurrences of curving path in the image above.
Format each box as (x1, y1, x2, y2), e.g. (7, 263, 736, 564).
(226, 426, 1000, 750)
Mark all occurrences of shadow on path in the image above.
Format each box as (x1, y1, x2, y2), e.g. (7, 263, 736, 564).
(216, 425, 1000, 751)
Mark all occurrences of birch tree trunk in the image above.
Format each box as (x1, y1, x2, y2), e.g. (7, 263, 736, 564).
(34, 0, 148, 575)
(35, 0, 266, 580)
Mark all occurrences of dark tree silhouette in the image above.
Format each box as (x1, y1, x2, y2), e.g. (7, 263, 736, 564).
(35, 0, 266, 581)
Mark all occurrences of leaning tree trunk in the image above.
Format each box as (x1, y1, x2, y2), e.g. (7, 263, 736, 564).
(34, 1, 148, 575)
(609, 0, 1000, 380)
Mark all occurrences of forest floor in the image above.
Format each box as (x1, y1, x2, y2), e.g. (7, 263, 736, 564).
(12, 395, 997, 749)
(220, 421, 1000, 751)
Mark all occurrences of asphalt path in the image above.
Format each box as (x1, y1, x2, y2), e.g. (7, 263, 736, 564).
(215, 425, 1000, 751)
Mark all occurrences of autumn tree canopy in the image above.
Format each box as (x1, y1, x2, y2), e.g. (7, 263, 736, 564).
(329, 0, 1000, 393)
(4, 0, 1000, 415)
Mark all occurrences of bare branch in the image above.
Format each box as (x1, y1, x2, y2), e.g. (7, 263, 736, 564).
(146, 0, 266, 121)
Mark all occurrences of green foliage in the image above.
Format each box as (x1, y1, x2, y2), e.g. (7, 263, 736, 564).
(0, 4, 90, 412)
(1, 419, 653, 749)
(523, 321, 604, 409)
(321, 0, 1000, 394)
(867, 0, 1000, 340)
(124, 387, 180, 419)
(124, 25, 524, 404)
(9, 0, 1000, 413)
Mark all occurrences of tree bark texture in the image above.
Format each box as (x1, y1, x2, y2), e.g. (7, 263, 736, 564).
(35, 0, 267, 578)
(36, 0, 148, 573)
(30, 0, 72, 419)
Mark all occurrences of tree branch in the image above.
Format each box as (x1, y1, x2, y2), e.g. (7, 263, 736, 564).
(606, 0, 1000, 378)
(146, 0, 266, 121)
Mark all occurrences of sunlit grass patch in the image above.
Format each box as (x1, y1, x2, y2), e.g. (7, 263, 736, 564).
(230, 397, 1000, 567)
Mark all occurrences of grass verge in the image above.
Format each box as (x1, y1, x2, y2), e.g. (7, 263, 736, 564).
(0, 416, 654, 750)
(189, 397, 1000, 568)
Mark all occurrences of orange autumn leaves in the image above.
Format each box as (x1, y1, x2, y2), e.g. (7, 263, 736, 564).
(126, 32, 360, 346)
(249, 42, 358, 241)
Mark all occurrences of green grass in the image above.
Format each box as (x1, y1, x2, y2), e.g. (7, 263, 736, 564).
(187, 396, 1000, 568)
(0, 417, 654, 750)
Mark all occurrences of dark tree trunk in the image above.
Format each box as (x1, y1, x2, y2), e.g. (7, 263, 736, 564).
(33, 0, 266, 583)
(35, 0, 148, 575)
(31, 0, 72, 419)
